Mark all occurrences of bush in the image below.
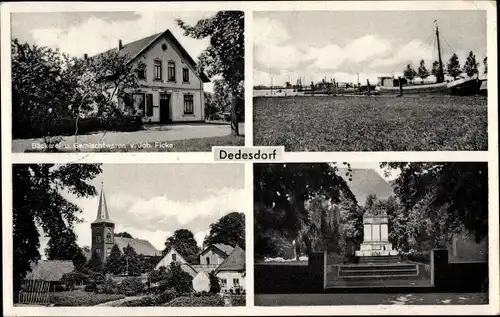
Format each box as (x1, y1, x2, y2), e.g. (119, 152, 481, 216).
(50, 290, 124, 306)
(162, 295, 225, 307)
(119, 295, 157, 307)
(84, 283, 98, 293)
(100, 278, 119, 294)
(230, 295, 246, 306)
(61, 272, 90, 290)
(118, 277, 144, 296)
(157, 288, 177, 304)
(208, 271, 221, 294)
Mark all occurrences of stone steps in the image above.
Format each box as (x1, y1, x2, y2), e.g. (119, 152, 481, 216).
(338, 263, 418, 279)
(359, 256, 400, 264)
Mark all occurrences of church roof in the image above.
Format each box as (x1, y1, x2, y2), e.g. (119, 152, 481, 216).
(92, 29, 210, 83)
(337, 168, 394, 204)
(92, 185, 113, 224)
(114, 237, 161, 257)
(25, 260, 75, 282)
(216, 245, 245, 272)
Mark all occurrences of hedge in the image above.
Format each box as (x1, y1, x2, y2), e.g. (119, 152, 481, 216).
(162, 295, 225, 307)
(50, 291, 124, 306)
(13, 114, 143, 139)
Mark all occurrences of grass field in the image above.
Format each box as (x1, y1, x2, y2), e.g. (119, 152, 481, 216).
(253, 96, 488, 151)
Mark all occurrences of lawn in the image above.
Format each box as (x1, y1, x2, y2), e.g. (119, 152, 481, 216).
(253, 95, 488, 151)
(49, 291, 125, 306)
(162, 295, 225, 307)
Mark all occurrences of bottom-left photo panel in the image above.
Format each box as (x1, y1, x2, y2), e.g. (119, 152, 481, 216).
(11, 163, 246, 307)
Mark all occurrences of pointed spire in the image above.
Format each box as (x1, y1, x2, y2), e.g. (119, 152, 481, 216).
(94, 182, 112, 223)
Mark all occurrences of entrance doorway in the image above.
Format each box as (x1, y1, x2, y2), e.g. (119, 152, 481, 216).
(159, 94, 170, 123)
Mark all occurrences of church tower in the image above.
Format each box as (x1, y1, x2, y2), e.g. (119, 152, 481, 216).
(91, 183, 115, 263)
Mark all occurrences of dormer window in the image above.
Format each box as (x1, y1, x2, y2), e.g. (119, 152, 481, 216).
(168, 61, 176, 82)
(154, 59, 162, 81)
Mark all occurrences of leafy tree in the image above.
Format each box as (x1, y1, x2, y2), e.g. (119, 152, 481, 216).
(105, 244, 124, 275)
(45, 227, 87, 271)
(483, 56, 487, 74)
(254, 163, 355, 260)
(431, 60, 441, 78)
(463, 51, 479, 78)
(149, 266, 168, 285)
(403, 64, 417, 83)
(177, 11, 244, 136)
(12, 163, 101, 302)
(208, 271, 221, 294)
(381, 162, 488, 243)
(417, 59, 430, 83)
(60, 272, 90, 291)
(204, 212, 246, 250)
(122, 244, 142, 276)
(163, 229, 201, 264)
(447, 53, 462, 79)
(160, 262, 193, 294)
(114, 232, 134, 238)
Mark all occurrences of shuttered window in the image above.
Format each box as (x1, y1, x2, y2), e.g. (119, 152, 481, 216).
(146, 94, 153, 117)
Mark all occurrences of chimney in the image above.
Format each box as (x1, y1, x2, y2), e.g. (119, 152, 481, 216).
(84, 53, 88, 60)
(118, 39, 123, 50)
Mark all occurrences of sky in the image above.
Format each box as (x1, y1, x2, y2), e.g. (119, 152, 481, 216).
(38, 163, 245, 259)
(11, 11, 218, 92)
(253, 10, 487, 86)
(346, 162, 399, 182)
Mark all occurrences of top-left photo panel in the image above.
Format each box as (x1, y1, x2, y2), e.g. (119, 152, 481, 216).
(10, 11, 245, 153)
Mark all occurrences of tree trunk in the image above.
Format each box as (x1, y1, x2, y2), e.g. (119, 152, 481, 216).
(230, 90, 239, 136)
(75, 113, 80, 152)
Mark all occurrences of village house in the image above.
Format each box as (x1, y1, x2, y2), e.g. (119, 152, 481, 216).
(90, 29, 210, 124)
(155, 243, 246, 293)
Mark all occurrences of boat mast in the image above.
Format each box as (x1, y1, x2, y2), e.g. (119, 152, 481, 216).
(435, 20, 445, 83)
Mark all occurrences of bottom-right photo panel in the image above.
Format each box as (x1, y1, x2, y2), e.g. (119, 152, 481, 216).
(254, 162, 488, 306)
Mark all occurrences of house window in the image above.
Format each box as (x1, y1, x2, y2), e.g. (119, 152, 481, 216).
(154, 59, 162, 80)
(183, 68, 189, 83)
(168, 61, 176, 82)
(96, 249, 101, 253)
(233, 278, 239, 286)
(184, 94, 194, 114)
(172, 254, 177, 262)
(96, 235, 101, 243)
(132, 93, 146, 117)
(137, 63, 146, 80)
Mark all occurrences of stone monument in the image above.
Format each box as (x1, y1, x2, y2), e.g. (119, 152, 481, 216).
(355, 210, 398, 257)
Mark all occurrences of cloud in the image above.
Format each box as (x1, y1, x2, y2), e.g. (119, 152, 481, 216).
(370, 39, 435, 69)
(31, 11, 212, 59)
(310, 35, 392, 70)
(38, 187, 245, 258)
(253, 17, 291, 47)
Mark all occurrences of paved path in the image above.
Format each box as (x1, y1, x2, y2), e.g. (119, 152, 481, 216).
(255, 293, 488, 306)
(12, 123, 244, 152)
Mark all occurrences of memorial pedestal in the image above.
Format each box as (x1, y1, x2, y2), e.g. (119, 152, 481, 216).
(355, 214, 399, 257)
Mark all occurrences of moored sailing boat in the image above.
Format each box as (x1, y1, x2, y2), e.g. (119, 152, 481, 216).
(375, 21, 483, 96)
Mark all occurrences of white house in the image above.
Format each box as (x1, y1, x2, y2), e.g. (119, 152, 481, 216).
(154, 243, 246, 293)
(215, 245, 245, 293)
(92, 29, 210, 124)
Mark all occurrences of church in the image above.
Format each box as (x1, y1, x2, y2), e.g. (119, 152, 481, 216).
(90, 185, 162, 262)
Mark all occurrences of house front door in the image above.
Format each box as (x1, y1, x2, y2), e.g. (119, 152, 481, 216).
(159, 94, 170, 123)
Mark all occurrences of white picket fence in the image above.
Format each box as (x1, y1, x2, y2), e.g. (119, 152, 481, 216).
(18, 279, 52, 305)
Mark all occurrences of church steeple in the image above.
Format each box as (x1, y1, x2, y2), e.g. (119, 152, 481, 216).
(93, 182, 112, 223)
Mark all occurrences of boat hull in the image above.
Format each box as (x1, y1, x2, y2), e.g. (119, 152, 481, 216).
(376, 79, 483, 96)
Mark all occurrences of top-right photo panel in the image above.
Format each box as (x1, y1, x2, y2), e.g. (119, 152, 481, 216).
(252, 10, 488, 152)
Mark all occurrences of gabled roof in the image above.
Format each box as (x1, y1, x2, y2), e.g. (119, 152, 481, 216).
(337, 168, 394, 204)
(25, 260, 75, 282)
(115, 237, 161, 257)
(93, 29, 210, 83)
(92, 185, 113, 224)
(216, 245, 245, 272)
(200, 243, 234, 257)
